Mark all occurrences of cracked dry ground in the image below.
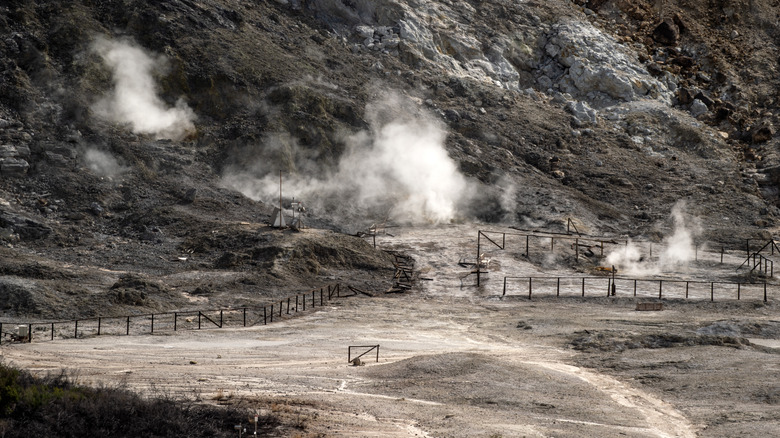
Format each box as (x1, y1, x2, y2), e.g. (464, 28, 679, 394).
(3, 225, 780, 437)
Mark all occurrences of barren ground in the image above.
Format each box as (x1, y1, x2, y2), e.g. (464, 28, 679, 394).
(2, 224, 779, 437)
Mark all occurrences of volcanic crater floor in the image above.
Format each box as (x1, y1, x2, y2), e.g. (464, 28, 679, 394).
(2, 224, 780, 437)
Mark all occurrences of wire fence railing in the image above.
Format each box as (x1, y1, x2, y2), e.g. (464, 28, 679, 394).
(502, 276, 771, 302)
(0, 284, 347, 345)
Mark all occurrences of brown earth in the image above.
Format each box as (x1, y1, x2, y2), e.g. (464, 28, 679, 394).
(3, 225, 780, 437)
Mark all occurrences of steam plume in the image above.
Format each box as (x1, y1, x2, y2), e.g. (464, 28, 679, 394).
(222, 91, 474, 226)
(83, 148, 128, 178)
(92, 37, 195, 140)
(607, 201, 701, 275)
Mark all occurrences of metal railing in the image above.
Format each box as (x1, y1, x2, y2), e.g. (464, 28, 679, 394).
(0, 284, 345, 345)
(502, 276, 770, 303)
(348, 345, 379, 364)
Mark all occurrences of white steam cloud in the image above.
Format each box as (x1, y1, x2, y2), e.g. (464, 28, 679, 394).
(222, 92, 474, 225)
(607, 201, 701, 275)
(83, 148, 128, 178)
(92, 37, 195, 140)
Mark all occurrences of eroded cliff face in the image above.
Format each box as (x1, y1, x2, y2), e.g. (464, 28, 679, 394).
(0, 0, 778, 317)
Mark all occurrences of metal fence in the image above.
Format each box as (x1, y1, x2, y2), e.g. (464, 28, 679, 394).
(0, 284, 345, 345)
(502, 276, 770, 302)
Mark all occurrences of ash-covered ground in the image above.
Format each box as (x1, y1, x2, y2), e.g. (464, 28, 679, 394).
(1, 0, 780, 436)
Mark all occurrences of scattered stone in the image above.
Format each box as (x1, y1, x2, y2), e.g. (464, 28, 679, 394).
(751, 123, 774, 144)
(355, 25, 374, 39)
(652, 19, 679, 46)
(567, 100, 598, 127)
(0, 145, 18, 158)
(0, 158, 29, 176)
(44, 152, 69, 167)
(182, 188, 197, 203)
(689, 99, 708, 117)
(0, 210, 51, 239)
(677, 88, 694, 105)
(89, 202, 104, 216)
(694, 92, 714, 108)
(444, 109, 461, 123)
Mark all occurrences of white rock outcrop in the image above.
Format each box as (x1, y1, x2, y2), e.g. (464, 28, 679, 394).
(544, 21, 672, 107)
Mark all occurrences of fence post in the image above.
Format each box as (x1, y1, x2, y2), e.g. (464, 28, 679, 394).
(296, 295, 299, 312)
(28, 324, 32, 343)
(526, 235, 529, 256)
(98, 317, 102, 336)
(634, 279, 637, 297)
(287, 297, 291, 315)
(126, 316, 130, 335)
(220, 310, 223, 328)
(600, 241, 604, 257)
(659, 280, 662, 299)
(337, 284, 340, 297)
(321, 289, 324, 305)
(476, 231, 482, 286)
(711, 282, 714, 302)
(557, 277, 560, 297)
(0, 322, 2, 345)
(764, 282, 768, 303)
(738, 283, 741, 300)
(198, 312, 201, 330)
(528, 277, 532, 299)
(721, 246, 724, 263)
(607, 278, 611, 297)
(75, 320, 78, 339)
(312, 290, 316, 307)
(270, 304, 274, 323)
(279, 301, 282, 317)
(550, 237, 554, 252)
(746, 239, 750, 260)
(582, 277, 585, 297)
(151, 314, 154, 334)
(502, 277, 507, 297)
(51, 322, 54, 341)
(575, 238, 579, 260)
(686, 282, 689, 299)
(243, 308, 247, 327)
(303, 294, 305, 311)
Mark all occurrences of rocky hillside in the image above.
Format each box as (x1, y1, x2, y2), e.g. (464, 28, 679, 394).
(1, 0, 779, 315)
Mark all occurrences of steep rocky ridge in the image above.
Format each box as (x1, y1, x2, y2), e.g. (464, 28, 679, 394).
(0, 0, 779, 316)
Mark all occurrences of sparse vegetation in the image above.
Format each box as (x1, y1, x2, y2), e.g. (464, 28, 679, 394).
(0, 362, 277, 437)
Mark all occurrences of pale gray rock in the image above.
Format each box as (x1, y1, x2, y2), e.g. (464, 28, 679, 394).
(544, 21, 672, 107)
(690, 99, 708, 117)
(355, 25, 374, 39)
(0, 158, 28, 176)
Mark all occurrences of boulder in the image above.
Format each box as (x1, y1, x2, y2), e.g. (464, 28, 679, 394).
(751, 123, 774, 144)
(0, 210, 51, 240)
(652, 20, 679, 46)
(355, 25, 374, 39)
(0, 157, 29, 176)
(567, 100, 598, 127)
(0, 144, 17, 158)
(689, 99, 708, 117)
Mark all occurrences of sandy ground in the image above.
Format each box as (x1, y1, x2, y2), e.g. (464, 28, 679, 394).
(2, 225, 779, 437)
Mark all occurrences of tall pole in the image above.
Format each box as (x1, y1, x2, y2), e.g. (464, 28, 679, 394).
(476, 231, 481, 286)
(279, 170, 282, 225)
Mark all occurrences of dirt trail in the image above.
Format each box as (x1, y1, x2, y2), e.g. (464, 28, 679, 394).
(3, 224, 778, 436)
